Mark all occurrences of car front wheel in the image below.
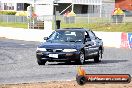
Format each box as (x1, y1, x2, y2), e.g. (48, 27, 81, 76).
(76, 51, 85, 65)
(94, 49, 102, 63)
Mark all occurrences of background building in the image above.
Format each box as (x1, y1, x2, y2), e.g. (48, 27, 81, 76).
(56, 0, 102, 15)
(102, 0, 115, 14)
(0, 0, 116, 29)
(0, 0, 115, 15)
(0, 0, 103, 14)
(0, 2, 30, 11)
(0, 0, 115, 16)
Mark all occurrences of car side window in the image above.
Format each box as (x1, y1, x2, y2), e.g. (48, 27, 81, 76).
(85, 31, 91, 41)
(88, 31, 96, 40)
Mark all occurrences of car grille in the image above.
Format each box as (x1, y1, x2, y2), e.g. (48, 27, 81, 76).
(46, 49, 62, 52)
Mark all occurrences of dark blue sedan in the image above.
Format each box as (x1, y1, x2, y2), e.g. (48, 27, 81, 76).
(36, 28, 104, 65)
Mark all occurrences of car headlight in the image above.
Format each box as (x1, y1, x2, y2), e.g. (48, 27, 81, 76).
(63, 49, 77, 52)
(36, 47, 46, 51)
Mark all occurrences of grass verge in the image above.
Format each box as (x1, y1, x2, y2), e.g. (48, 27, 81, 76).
(61, 23, 132, 32)
(0, 22, 27, 29)
(0, 22, 132, 32)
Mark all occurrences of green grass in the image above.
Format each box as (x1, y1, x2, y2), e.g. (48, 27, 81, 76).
(61, 23, 132, 32)
(0, 22, 132, 32)
(0, 22, 27, 29)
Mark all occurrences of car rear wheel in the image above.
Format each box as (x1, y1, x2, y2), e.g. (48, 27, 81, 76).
(37, 59, 47, 65)
(94, 49, 102, 63)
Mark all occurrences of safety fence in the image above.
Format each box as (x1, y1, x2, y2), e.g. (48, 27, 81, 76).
(0, 13, 132, 24)
(0, 15, 26, 23)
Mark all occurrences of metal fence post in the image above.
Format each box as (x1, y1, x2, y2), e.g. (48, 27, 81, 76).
(15, 15, 16, 23)
(116, 15, 117, 24)
(7, 15, 8, 23)
(87, 14, 90, 24)
(123, 14, 125, 24)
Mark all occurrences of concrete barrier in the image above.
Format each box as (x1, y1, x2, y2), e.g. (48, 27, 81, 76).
(0, 27, 122, 48)
(94, 32, 122, 48)
(0, 27, 53, 42)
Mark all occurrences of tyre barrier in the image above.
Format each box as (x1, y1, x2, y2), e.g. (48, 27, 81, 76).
(76, 67, 131, 85)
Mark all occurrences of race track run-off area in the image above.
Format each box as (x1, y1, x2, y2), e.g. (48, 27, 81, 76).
(0, 38, 132, 84)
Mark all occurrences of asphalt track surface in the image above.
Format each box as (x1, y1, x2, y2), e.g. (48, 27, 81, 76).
(0, 38, 132, 84)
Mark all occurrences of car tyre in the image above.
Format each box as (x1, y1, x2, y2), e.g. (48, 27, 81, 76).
(94, 49, 102, 63)
(76, 51, 85, 65)
(76, 75, 87, 85)
(37, 59, 47, 65)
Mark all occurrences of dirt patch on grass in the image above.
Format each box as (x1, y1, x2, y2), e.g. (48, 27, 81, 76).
(0, 81, 132, 88)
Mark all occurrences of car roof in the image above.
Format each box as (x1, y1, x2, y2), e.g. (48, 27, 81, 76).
(55, 28, 90, 32)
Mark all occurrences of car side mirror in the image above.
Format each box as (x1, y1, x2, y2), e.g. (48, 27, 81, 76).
(44, 37, 48, 40)
(95, 37, 98, 39)
(96, 37, 101, 40)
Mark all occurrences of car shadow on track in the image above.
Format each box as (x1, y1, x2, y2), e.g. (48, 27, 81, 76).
(99, 60, 128, 64)
(47, 59, 128, 65)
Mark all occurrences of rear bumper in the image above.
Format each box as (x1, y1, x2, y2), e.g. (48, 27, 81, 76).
(36, 51, 80, 61)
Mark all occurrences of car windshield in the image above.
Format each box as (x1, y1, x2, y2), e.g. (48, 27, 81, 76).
(47, 30, 84, 43)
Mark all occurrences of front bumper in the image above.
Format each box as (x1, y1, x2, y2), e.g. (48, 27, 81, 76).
(36, 51, 80, 61)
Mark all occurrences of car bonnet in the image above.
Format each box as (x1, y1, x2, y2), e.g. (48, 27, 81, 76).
(38, 42, 83, 50)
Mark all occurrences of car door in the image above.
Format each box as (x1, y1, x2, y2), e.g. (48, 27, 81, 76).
(88, 31, 99, 55)
(84, 31, 94, 58)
